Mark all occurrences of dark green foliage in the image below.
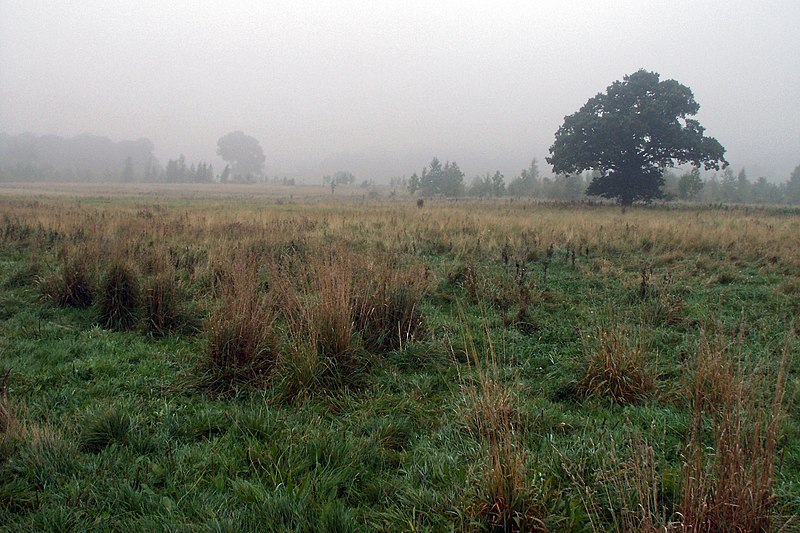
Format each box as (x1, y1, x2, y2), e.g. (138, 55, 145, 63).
(548, 69, 728, 205)
(98, 261, 140, 330)
(410, 157, 465, 197)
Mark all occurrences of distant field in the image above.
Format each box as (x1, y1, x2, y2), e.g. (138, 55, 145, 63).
(0, 181, 368, 199)
(1, 188, 798, 531)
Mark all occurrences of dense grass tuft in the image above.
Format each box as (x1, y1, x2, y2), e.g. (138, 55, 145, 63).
(205, 262, 280, 387)
(142, 263, 189, 336)
(80, 408, 132, 452)
(578, 322, 655, 404)
(38, 253, 94, 308)
(98, 260, 140, 330)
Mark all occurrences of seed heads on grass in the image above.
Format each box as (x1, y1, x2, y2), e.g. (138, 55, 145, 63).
(461, 327, 545, 531)
(352, 262, 426, 353)
(205, 263, 279, 388)
(142, 258, 189, 336)
(679, 332, 788, 531)
(578, 322, 655, 405)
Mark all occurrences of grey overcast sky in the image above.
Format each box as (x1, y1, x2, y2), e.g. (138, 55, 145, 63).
(1, 0, 798, 181)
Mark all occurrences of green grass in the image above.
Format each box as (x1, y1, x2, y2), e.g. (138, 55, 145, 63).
(0, 196, 798, 531)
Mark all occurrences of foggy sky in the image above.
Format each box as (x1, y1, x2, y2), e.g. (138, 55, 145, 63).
(1, 1, 798, 181)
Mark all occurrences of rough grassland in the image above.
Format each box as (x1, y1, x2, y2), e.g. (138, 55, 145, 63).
(0, 188, 798, 531)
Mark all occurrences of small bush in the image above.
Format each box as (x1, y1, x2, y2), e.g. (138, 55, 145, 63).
(578, 323, 654, 405)
(98, 261, 140, 331)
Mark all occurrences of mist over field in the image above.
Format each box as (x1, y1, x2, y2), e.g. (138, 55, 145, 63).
(1, 1, 799, 182)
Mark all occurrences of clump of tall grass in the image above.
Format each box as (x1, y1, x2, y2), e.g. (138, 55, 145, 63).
(678, 332, 787, 532)
(278, 253, 363, 398)
(461, 328, 545, 531)
(141, 255, 191, 336)
(352, 261, 427, 353)
(80, 408, 131, 452)
(0, 369, 14, 435)
(98, 260, 140, 330)
(578, 322, 655, 405)
(38, 251, 94, 308)
(0, 369, 18, 463)
(204, 260, 280, 388)
(590, 434, 677, 532)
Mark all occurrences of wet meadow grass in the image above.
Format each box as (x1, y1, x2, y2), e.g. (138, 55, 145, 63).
(0, 189, 798, 530)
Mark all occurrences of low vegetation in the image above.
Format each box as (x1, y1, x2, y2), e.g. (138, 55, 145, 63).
(0, 189, 797, 530)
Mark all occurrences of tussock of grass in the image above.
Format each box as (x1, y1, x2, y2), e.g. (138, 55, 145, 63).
(278, 253, 364, 398)
(353, 261, 427, 353)
(205, 262, 280, 388)
(578, 322, 655, 405)
(461, 328, 545, 531)
(142, 261, 190, 336)
(98, 260, 140, 330)
(80, 408, 132, 452)
(38, 253, 94, 308)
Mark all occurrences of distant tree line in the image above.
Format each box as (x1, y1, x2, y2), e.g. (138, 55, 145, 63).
(402, 156, 800, 205)
(0, 132, 159, 182)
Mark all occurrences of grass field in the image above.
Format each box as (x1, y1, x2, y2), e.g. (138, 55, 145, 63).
(1, 185, 798, 531)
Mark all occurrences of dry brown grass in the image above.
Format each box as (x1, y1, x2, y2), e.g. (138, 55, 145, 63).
(205, 260, 279, 387)
(578, 322, 655, 405)
(0, 369, 14, 436)
(461, 329, 546, 532)
(678, 333, 788, 532)
(37, 248, 94, 308)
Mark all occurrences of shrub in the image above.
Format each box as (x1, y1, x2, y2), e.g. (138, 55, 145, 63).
(578, 322, 654, 404)
(98, 261, 140, 331)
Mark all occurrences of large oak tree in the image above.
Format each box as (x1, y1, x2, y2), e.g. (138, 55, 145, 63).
(547, 70, 727, 205)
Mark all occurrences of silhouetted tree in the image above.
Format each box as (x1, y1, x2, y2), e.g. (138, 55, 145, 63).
(547, 70, 728, 205)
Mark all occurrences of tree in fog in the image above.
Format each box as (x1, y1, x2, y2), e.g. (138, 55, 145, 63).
(414, 157, 464, 197)
(547, 70, 727, 205)
(787, 164, 800, 203)
(507, 159, 540, 196)
(122, 157, 135, 182)
(677, 168, 703, 200)
(216, 131, 265, 181)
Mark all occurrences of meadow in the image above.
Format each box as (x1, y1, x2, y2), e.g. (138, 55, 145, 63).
(0, 186, 798, 531)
